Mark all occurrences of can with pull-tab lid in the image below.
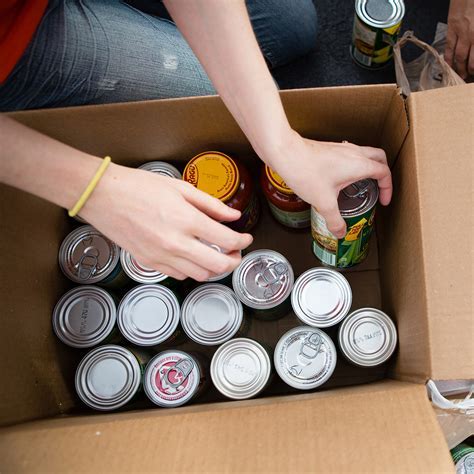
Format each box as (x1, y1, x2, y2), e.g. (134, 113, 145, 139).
(312, 179, 379, 268)
(232, 249, 294, 320)
(138, 161, 182, 179)
(274, 326, 337, 390)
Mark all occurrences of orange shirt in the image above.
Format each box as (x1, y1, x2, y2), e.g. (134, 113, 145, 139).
(0, 0, 48, 83)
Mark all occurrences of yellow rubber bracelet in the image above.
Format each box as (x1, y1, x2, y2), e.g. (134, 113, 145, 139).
(68, 156, 111, 217)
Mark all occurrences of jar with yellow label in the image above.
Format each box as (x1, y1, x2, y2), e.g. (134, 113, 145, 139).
(183, 151, 259, 233)
(260, 165, 310, 229)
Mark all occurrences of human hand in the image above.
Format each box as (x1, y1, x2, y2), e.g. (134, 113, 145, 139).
(445, 0, 474, 79)
(269, 131, 392, 238)
(80, 164, 253, 281)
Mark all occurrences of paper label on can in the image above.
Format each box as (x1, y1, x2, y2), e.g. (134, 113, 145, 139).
(153, 356, 197, 402)
(268, 202, 310, 229)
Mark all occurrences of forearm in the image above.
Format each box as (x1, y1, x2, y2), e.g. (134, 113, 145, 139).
(163, 0, 293, 165)
(0, 115, 102, 209)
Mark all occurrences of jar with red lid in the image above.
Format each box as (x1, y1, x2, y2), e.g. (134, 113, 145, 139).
(260, 165, 310, 229)
(183, 151, 259, 233)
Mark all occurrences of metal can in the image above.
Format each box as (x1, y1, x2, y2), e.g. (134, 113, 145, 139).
(232, 249, 294, 320)
(201, 241, 241, 283)
(144, 350, 205, 407)
(75, 345, 143, 411)
(138, 161, 182, 179)
(274, 326, 337, 390)
(52, 286, 118, 348)
(181, 283, 245, 345)
(59, 225, 127, 288)
(311, 179, 379, 268)
(211, 338, 272, 400)
(291, 268, 352, 328)
(452, 444, 474, 474)
(120, 249, 171, 285)
(338, 308, 397, 367)
(117, 284, 181, 346)
(351, 0, 405, 69)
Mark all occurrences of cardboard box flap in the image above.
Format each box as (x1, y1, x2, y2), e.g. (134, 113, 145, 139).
(408, 84, 474, 380)
(0, 381, 453, 473)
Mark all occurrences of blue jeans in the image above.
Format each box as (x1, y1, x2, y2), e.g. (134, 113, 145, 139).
(0, 0, 317, 112)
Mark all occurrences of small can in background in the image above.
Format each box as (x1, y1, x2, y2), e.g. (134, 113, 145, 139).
(338, 308, 397, 367)
(75, 345, 144, 411)
(274, 326, 337, 390)
(138, 161, 182, 179)
(312, 179, 379, 268)
(351, 0, 405, 69)
(232, 249, 294, 320)
(59, 225, 128, 288)
(120, 249, 173, 286)
(291, 268, 352, 328)
(144, 350, 205, 408)
(52, 286, 118, 348)
(451, 444, 474, 474)
(211, 338, 272, 400)
(118, 284, 182, 347)
(181, 283, 246, 346)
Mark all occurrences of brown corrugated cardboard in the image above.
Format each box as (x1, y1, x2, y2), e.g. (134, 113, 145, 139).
(1, 83, 470, 472)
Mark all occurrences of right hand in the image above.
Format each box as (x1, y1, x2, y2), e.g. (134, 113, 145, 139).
(81, 164, 253, 281)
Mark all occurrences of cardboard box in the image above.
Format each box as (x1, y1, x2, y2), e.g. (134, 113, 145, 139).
(0, 83, 472, 473)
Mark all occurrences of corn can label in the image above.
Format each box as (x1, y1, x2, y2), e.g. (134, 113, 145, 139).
(311, 206, 376, 268)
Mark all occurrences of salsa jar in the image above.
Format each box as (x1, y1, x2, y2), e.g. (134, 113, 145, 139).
(183, 151, 259, 233)
(260, 165, 310, 229)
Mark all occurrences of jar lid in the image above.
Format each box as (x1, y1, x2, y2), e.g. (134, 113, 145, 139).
(183, 151, 240, 202)
(274, 326, 337, 390)
(338, 179, 379, 217)
(117, 284, 180, 346)
(338, 308, 397, 367)
(144, 350, 201, 407)
(356, 0, 405, 29)
(181, 284, 243, 345)
(211, 338, 271, 399)
(120, 249, 168, 284)
(59, 225, 120, 284)
(138, 161, 182, 179)
(75, 345, 142, 410)
(291, 268, 352, 327)
(52, 286, 116, 348)
(265, 166, 294, 195)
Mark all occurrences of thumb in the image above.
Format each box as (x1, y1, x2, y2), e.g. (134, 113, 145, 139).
(317, 199, 346, 239)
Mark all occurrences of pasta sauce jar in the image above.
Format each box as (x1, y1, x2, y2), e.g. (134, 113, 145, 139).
(260, 165, 310, 229)
(183, 151, 259, 233)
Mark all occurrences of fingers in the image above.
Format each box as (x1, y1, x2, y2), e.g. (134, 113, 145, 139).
(152, 264, 187, 281)
(445, 29, 457, 67)
(364, 160, 393, 206)
(359, 146, 388, 166)
(454, 38, 470, 79)
(179, 181, 241, 222)
(166, 257, 214, 282)
(318, 198, 347, 239)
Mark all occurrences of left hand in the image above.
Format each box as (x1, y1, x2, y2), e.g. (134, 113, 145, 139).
(445, 0, 474, 79)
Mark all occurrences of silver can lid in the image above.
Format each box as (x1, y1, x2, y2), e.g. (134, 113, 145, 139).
(52, 286, 116, 348)
(118, 284, 180, 346)
(138, 161, 182, 179)
(291, 268, 352, 328)
(338, 179, 379, 218)
(456, 453, 474, 474)
(274, 326, 337, 390)
(211, 338, 271, 400)
(338, 308, 397, 367)
(356, 0, 405, 29)
(144, 350, 201, 407)
(59, 225, 120, 284)
(120, 249, 168, 284)
(232, 250, 294, 310)
(181, 284, 243, 346)
(75, 345, 142, 411)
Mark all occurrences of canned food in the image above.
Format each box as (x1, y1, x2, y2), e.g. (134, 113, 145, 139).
(291, 268, 352, 328)
(181, 284, 245, 345)
(232, 249, 294, 319)
(311, 179, 379, 268)
(120, 249, 170, 285)
(59, 225, 127, 287)
(144, 350, 205, 407)
(260, 165, 310, 229)
(338, 308, 397, 367)
(52, 286, 117, 348)
(75, 345, 143, 411)
(211, 338, 272, 400)
(118, 284, 181, 346)
(183, 151, 260, 233)
(351, 0, 405, 69)
(202, 242, 241, 283)
(452, 444, 474, 474)
(274, 326, 337, 390)
(138, 161, 182, 179)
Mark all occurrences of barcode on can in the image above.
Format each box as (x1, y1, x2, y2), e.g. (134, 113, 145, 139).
(312, 241, 336, 266)
(352, 47, 372, 67)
